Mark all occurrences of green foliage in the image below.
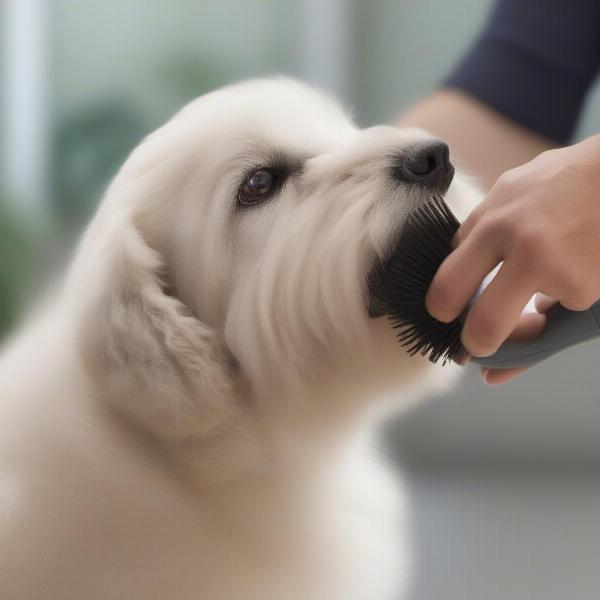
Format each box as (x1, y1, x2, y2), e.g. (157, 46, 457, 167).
(0, 199, 34, 339)
(50, 54, 225, 233)
(52, 100, 145, 229)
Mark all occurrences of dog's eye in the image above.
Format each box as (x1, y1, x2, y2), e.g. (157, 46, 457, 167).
(238, 168, 276, 206)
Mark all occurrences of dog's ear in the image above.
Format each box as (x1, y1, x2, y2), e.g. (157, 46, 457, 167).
(74, 210, 235, 439)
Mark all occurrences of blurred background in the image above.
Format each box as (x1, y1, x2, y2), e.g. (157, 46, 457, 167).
(3, 1, 600, 598)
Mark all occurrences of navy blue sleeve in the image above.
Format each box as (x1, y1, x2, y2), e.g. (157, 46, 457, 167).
(445, 0, 600, 144)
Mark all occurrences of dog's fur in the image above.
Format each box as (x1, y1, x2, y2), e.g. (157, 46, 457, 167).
(0, 79, 478, 600)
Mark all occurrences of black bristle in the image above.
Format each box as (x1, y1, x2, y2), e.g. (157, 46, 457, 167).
(388, 195, 464, 365)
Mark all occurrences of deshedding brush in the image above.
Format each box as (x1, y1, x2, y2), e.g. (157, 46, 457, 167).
(387, 196, 463, 364)
(388, 196, 600, 369)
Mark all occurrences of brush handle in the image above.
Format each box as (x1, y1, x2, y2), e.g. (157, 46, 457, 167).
(472, 301, 600, 369)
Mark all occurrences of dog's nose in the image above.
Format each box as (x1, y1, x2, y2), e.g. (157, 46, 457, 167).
(393, 140, 454, 190)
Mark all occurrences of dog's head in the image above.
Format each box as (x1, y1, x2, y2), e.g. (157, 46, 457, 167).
(74, 78, 476, 436)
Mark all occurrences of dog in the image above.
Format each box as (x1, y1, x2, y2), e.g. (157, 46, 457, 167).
(0, 78, 477, 600)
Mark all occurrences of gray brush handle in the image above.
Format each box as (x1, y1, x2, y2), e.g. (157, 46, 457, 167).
(472, 300, 600, 370)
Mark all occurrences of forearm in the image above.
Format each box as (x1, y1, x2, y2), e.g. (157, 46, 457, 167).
(396, 89, 556, 191)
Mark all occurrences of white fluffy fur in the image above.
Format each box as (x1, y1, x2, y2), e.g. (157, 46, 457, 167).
(0, 79, 478, 600)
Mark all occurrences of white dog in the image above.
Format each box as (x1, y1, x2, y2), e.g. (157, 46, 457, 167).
(0, 79, 477, 600)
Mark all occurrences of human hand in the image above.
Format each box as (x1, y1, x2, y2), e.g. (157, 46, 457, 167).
(426, 135, 600, 372)
(477, 293, 557, 385)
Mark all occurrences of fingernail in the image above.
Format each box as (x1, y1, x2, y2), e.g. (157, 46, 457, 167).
(470, 348, 496, 359)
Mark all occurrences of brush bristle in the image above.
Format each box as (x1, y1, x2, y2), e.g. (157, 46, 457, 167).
(388, 195, 464, 365)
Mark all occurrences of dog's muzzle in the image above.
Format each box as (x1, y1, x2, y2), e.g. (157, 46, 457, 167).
(367, 142, 455, 318)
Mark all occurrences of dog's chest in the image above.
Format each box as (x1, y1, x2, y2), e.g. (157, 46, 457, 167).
(8, 449, 405, 600)
(182, 445, 408, 600)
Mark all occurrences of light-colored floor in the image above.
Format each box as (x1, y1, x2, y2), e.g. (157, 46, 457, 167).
(405, 470, 600, 600)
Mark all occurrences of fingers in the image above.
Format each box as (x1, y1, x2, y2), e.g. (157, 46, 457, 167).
(479, 303, 548, 385)
(455, 167, 519, 244)
(478, 312, 547, 385)
(426, 228, 502, 323)
(454, 204, 486, 245)
(461, 260, 537, 356)
(463, 310, 545, 366)
(426, 185, 510, 322)
(534, 293, 558, 313)
(453, 186, 501, 242)
(504, 310, 547, 341)
(481, 366, 529, 385)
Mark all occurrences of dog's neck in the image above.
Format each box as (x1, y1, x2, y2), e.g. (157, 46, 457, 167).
(107, 375, 385, 491)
